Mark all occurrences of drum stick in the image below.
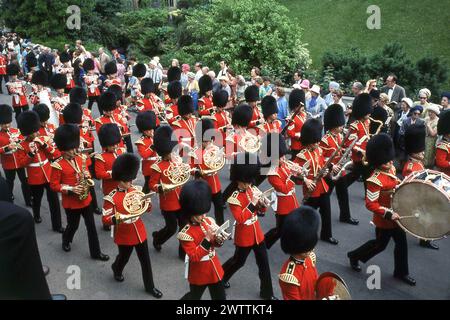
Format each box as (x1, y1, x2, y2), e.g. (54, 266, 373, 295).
(398, 213, 420, 220)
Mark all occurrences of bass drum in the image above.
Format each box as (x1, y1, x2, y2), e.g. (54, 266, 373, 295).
(392, 170, 450, 240)
(315, 272, 351, 300)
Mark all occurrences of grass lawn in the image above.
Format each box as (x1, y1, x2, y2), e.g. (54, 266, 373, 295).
(279, 0, 450, 70)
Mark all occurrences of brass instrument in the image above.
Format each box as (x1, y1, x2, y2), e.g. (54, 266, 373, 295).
(251, 187, 275, 208)
(120, 188, 157, 221)
(199, 145, 225, 176)
(331, 137, 359, 181)
(369, 117, 384, 136)
(160, 155, 192, 192)
(78, 154, 95, 201)
(201, 219, 231, 246)
(238, 130, 261, 153)
(281, 158, 309, 179)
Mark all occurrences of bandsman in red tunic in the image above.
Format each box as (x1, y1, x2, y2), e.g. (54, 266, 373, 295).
(102, 153, 162, 298)
(258, 95, 282, 135)
(210, 90, 232, 143)
(285, 88, 307, 159)
(5, 64, 29, 120)
(103, 61, 122, 94)
(51, 124, 109, 261)
(0, 104, 32, 205)
(261, 133, 300, 249)
(403, 124, 439, 250)
(108, 84, 133, 153)
(50, 73, 70, 124)
(56, 52, 75, 93)
(0, 51, 8, 94)
(222, 153, 277, 300)
(171, 95, 198, 150)
(127, 63, 147, 109)
(191, 119, 224, 225)
(137, 78, 164, 124)
(68, 87, 94, 130)
(347, 134, 416, 286)
(62, 103, 101, 216)
(343, 93, 373, 187)
(165, 80, 183, 124)
(435, 110, 450, 177)
(245, 85, 264, 133)
(83, 58, 102, 113)
(279, 206, 320, 300)
(34, 104, 57, 143)
(149, 126, 186, 259)
(162, 66, 182, 105)
(135, 111, 158, 194)
(28, 71, 52, 110)
(320, 104, 358, 225)
(198, 75, 214, 117)
(294, 119, 338, 245)
(16, 111, 62, 231)
(178, 180, 226, 300)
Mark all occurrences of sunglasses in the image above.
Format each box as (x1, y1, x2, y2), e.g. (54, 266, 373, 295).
(419, 97, 427, 99)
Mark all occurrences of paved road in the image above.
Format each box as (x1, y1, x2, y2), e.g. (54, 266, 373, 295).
(1, 90, 449, 300)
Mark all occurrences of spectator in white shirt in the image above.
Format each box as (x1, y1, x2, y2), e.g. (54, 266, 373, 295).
(194, 62, 203, 81)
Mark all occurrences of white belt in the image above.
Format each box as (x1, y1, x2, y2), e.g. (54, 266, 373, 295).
(29, 159, 49, 167)
(181, 137, 193, 142)
(200, 250, 215, 261)
(184, 249, 215, 279)
(145, 157, 159, 161)
(243, 216, 258, 226)
(276, 189, 295, 197)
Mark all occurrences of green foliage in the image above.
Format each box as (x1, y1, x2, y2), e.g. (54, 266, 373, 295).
(178, 0, 310, 77)
(321, 42, 449, 100)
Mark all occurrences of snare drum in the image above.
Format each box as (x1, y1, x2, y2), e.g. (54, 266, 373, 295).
(392, 169, 450, 240)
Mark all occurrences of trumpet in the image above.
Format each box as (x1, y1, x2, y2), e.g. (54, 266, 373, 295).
(281, 158, 309, 179)
(252, 187, 275, 208)
(201, 219, 231, 246)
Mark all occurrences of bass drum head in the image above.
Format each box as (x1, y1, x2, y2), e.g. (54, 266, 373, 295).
(315, 272, 351, 300)
(392, 181, 450, 240)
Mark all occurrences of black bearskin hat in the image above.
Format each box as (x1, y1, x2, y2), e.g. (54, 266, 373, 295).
(98, 123, 122, 148)
(300, 118, 323, 146)
(198, 75, 213, 96)
(104, 61, 117, 75)
(261, 95, 278, 119)
(6, 63, 20, 76)
(26, 55, 38, 68)
(180, 180, 212, 218)
(153, 126, 178, 156)
(50, 73, 67, 90)
(369, 107, 388, 135)
(112, 153, 140, 182)
(54, 124, 80, 151)
(212, 90, 229, 108)
(437, 110, 450, 136)
(107, 84, 123, 102)
(167, 66, 181, 82)
(244, 85, 259, 103)
(82, 58, 95, 71)
(141, 78, 155, 95)
(195, 118, 216, 142)
(231, 152, 260, 183)
(132, 63, 147, 78)
(99, 91, 117, 112)
(288, 89, 305, 111)
(69, 87, 87, 105)
(405, 124, 426, 155)
(232, 104, 253, 127)
(178, 95, 194, 116)
(136, 111, 157, 132)
(366, 133, 395, 167)
(280, 206, 321, 255)
(31, 70, 48, 86)
(32, 104, 50, 122)
(352, 93, 372, 119)
(17, 111, 40, 136)
(324, 104, 346, 131)
(260, 133, 288, 166)
(0, 104, 13, 124)
(59, 52, 71, 63)
(62, 103, 83, 124)
(167, 81, 182, 100)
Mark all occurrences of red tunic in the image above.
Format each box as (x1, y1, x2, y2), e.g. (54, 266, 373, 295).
(294, 147, 329, 198)
(0, 128, 24, 170)
(344, 119, 370, 162)
(149, 159, 182, 211)
(50, 155, 92, 209)
(135, 135, 158, 177)
(171, 116, 197, 149)
(320, 132, 346, 177)
(227, 186, 266, 247)
(212, 109, 231, 142)
(94, 114, 127, 148)
(402, 158, 424, 178)
(84, 74, 101, 97)
(178, 217, 225, 286)
(258, 120, 281, 135)
(16, 138, 58, 185)
(198, 96, 214, 117)
(279, 254, 318, 300)
(94, 148, 125, 196)
(103, 78, 122, 92)
(102, 187, 148, 246)
(191, 145, 222, 194)
(248, 106, 264, 129)
(435, 140, 450, 176)
(224, 128, 259, 159)
(267, 162, 299, 215)
(165, 103, 179, 125)
(286, 112, 307, 151)
(366, 168, 400, 229)
(57, 65, 75, 90)
(0, 56, 7, 75)
(6, 79, 28, 108)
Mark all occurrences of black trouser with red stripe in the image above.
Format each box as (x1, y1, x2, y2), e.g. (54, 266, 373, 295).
(112, 240, 157, 292)
(348, 227, 409, 277)
(181, 282, 226, 300)
(325, 176, 351, 221)
(153, 209, 186, 258)
(3, 168, 32, 205)
(265, 214, 288, 249)
(29, 183, 62, 231)
(304, 193, 332, 240)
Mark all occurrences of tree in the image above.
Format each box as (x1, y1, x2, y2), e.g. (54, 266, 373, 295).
(178, 0, 310, 77)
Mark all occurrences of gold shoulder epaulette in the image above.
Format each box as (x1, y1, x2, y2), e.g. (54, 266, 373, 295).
(227, 191, 241, 206)
(309, 251, 316, 266)
(321, 134, 330, 146)
(437, 142, 449, 152)
(296, 149, 308, 161)
(135, 138, 145, 146)
(367, 172, 382, 187)
(95, 118, 103, 124)
(94, 153, 104, 162)
(171, 120, 182, 128)
(151, 162, 161, 173)
(177, 225, 194, 241)
(103, 190, 116, 205)
(278, 262, 300, 286)
(51, 160, 62, 170)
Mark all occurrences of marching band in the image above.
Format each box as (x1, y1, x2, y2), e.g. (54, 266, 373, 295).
(0, 62, 449, 301)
